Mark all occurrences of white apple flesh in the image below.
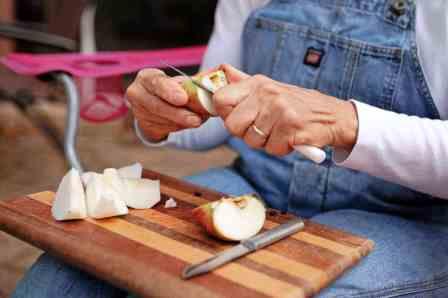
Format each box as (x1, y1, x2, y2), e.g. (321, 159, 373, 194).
(52, 168, 87, 221)
(164, 198, 177, 208)
(122, 178, 161, 209)
(52, 164, 162, 221)
(81, 171, 96, 186)
(103, 168, 125, 195)
(86, 174, 128, 219)
(182, 70, 228, 117)
(193, 195, 266, 241)
(117, 162, 142, 179)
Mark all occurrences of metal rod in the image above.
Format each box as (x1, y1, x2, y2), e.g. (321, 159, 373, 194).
(56, 73, 84, 172)
(0, 22, 76, 51)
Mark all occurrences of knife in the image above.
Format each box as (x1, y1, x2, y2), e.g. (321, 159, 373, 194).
(182, 218, 305, 279)
(160, 60, 215, 93)
(160, 61, 327, 164)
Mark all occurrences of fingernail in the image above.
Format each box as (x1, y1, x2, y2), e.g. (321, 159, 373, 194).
(187, 116, 202, 127)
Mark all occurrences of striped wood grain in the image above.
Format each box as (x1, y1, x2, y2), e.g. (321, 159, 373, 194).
(0, 169, 374, 297)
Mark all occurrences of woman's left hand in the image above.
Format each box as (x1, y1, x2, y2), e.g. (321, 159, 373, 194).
(213, 65, 359, 156)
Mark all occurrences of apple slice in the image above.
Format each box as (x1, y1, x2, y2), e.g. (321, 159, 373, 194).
(52, 168, 87, 221)
(164, 198, 177, 208)
(85, 174, 128, 219)
(122, 178, 161, 209)
(182, 70, 228, 117)
(103, 168, 125, 195)
(117, 162, 142, 179)
(192, 195, 266, 241)
(81, 171, 97, 186)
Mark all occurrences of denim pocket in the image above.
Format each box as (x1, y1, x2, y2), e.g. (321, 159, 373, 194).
(243, 12, 404, 110)
(242, 17, 288, 78)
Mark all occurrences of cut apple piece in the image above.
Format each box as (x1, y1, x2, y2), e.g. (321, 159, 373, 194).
(86, 174, 128, 219)
(192, 195, 266, 241)
(122, 178, 160, 209)
(52, 168, 87, 221)
(81, 171, 97, 186)
(117, 162, 142, 179)
(103, 168, 125, 196)
(182, 70, 228, 117)
(164, 198, 177, 208)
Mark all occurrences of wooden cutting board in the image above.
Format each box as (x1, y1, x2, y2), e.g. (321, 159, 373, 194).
(0, 169, 374, 298)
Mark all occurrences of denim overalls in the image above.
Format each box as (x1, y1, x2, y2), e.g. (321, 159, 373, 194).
(221, 1, 448, 296)
(229, 0, 448, 222)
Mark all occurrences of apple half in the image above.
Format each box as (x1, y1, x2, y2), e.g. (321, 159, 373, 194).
(182, 70, 228, 117)
(192, 195, 266, 241)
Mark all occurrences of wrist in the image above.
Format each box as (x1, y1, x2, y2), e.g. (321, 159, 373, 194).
(333, 100, 359, 151)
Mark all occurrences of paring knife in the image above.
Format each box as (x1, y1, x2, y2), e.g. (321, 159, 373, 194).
(160, 60, 215, 93)
(182, 218, 305, 279)
(160, 61, 327, 164)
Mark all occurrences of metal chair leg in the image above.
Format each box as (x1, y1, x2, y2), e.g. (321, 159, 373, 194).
(56, 73, 84, 172)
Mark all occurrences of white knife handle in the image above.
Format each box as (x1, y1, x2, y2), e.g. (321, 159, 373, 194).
(293, 145, 326, 164)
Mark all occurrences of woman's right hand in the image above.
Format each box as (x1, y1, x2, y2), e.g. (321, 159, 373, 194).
(125, 68, 204, 142)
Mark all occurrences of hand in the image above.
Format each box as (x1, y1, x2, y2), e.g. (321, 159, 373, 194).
(126, 69, 204, 142)
(214, 65, 358, 156)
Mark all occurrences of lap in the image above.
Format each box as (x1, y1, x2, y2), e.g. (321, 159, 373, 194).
(12, 253, 126, 298)
(313, 210, 448, 298)
(14, 169, 448, 298)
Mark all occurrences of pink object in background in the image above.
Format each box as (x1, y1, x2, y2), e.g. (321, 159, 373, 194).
(1, 46, 206, 122)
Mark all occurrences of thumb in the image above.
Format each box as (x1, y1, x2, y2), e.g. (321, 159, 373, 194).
(198, 64, 250, 83)
(219, 64, 250, 83)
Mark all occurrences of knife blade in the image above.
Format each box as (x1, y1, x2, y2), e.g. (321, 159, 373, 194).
(159, 60, 215, 93)
(159, 60, 327, 164)
(182, 217, 305, 279)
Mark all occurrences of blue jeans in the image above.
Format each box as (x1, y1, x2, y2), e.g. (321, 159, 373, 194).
(13, 168, 448, 298)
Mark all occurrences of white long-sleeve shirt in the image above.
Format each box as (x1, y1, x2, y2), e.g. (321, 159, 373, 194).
(137, 0, 448, 199)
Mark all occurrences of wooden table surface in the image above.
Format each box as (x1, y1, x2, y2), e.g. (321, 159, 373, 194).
(0, 169, 374, 297)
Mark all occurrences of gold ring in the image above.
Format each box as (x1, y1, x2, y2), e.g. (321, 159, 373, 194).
(252, 124, 267, 138)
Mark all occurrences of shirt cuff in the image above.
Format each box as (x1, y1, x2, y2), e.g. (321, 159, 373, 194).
(134, 119, 170, 147)
(333, 100, 379, 167)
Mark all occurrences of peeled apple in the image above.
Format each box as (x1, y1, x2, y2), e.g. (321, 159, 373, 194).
(86, 174, 128, 219)
(182, 70, 228, 116)
(52, 165, 161, 221)
(192, 195, 266, 241)
(117, 162, 142, 179)
(122, 178, 160, 209)
(81, 171, 96, 186)
(52, 168, 87, 221)
(103, 168, 125, 196)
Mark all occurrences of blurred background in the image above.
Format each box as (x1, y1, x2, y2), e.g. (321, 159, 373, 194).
(0, 1, 238, 296)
